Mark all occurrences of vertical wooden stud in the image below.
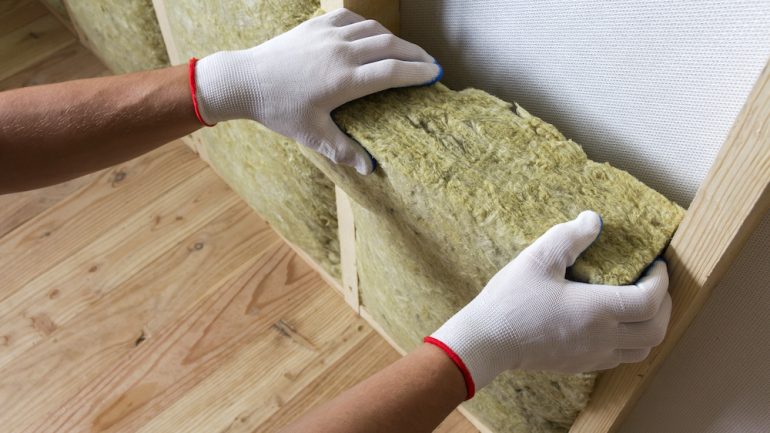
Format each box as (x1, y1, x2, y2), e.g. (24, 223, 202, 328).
(150, 0, 209, 160)
(571, 59, 770, 433)
(321, 0, 399, 311)
(335, 186, 360, 311)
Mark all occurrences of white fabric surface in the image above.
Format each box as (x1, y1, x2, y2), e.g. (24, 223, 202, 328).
(400, 1, 770, 431)
(432, 212, 670, 392)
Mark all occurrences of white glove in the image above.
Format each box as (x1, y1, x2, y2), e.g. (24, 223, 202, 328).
(425, 211, 672, 399)
(193, 8, 441, 174)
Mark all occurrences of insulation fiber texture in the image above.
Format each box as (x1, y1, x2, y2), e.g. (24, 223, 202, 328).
(301, 83, 685, 432)
(165, 0, 340, 278)
(66, 0, 169, 73)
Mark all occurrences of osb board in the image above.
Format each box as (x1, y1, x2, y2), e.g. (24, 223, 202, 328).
(162, 0, 341, 279)
(65, 0, 168, 73)
(297, 83, 684, 432)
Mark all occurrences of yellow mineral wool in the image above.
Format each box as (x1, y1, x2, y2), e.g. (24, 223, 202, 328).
(66, 0, 169, 73)
(309, 83, 685, 432)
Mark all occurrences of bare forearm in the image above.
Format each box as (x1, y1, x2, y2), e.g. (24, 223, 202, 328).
(279, 343, 466, 433)
(0, 65, 200, 193)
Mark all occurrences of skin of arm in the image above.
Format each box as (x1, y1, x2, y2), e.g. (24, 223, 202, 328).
(278, 343, 467, 433)
(0, 65, 200, 193)
(0, 9, 440, 193)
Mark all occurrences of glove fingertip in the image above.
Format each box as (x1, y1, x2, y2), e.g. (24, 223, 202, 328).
(578, 209, 602, 229)
(334, 129, 375, 175)
(423, 60, 443, 86)
(355, 151, 376, 175)
(575, 210, 604, 246)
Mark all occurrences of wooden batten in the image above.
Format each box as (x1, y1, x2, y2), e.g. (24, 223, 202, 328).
(149, 0, 182, 64)
(150, 0, 209, 157)
(39, 0, 77, 35)
(335, 186, 360, 311)
(571, 59, 770, 432)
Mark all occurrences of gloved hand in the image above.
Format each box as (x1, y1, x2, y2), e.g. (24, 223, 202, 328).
(425, 211, 672, 399)
(192, 8, 441, 174)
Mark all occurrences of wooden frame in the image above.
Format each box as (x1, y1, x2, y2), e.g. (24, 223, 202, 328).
(150, 0, 770, 431)
(570, 60, 770, 432)
(37, 0, 77, 36)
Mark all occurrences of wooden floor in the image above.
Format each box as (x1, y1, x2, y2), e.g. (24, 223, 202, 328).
(0, 2, 477, 432)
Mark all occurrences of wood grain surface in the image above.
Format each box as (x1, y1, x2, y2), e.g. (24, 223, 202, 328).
(0, 0, 74, 81)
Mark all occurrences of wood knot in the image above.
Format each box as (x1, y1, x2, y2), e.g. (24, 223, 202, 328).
(134, 330, 146, 347)
(30, 314, 57, 336)
(111, 170, 127, 186)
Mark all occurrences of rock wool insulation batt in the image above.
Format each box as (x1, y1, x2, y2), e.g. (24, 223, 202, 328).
(65, 0, 169, 73)
(300, 83, 686, 432)
(164, 0, 341, 279)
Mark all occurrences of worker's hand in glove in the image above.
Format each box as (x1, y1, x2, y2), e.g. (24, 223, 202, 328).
(425, 211, 672, 399)
(191, 8, 441, 174)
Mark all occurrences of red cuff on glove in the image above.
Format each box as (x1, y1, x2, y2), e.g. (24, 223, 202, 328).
(424, 336, 475, 400)
(188, 57, 214, 127)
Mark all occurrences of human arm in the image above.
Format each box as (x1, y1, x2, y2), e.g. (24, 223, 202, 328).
(0, 8, 441, 193)
(278, 343, 466, 433)
(279, 211, 671, 432)
(0, 65, 199, 193)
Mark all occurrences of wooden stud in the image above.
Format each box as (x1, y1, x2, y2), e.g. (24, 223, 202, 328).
(150, 0, 182, 65)
(570, 59, 770, 432)
(335, 186, 360, 311)
(151, 0, 211, 158)
(36, 0, 76, 35)
(321, 0, 399, 309)
(60, 1, 103, 65)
